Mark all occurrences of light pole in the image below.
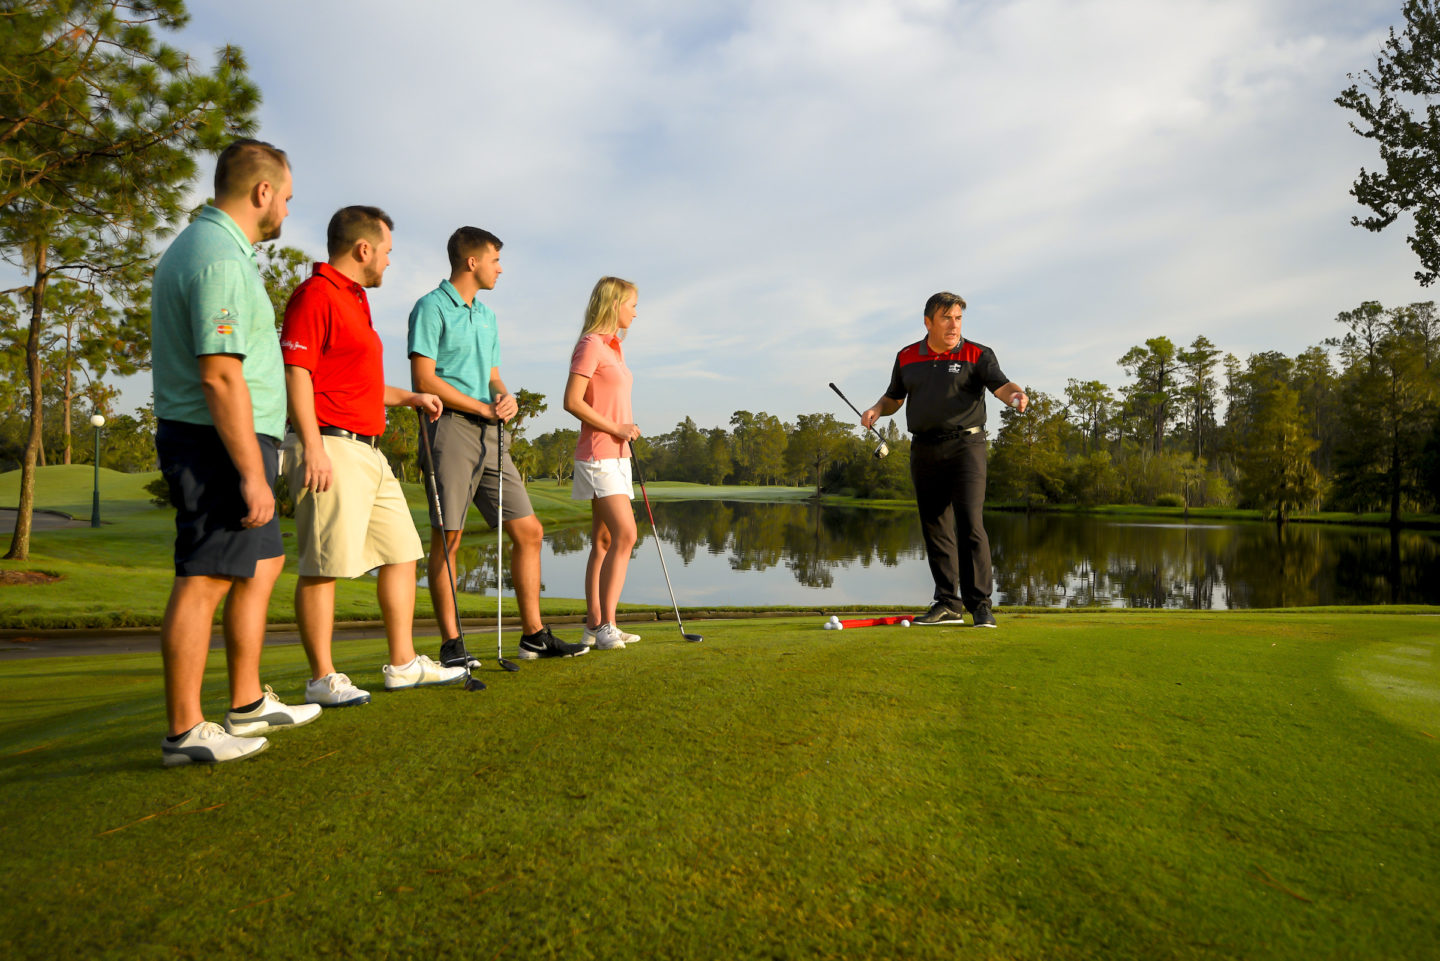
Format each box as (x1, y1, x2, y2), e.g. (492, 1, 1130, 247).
(89, 413, 105, 528)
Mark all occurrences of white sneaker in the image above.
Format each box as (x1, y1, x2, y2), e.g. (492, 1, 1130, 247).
(383, 654, 467, 690)
(161, 721, 268, 767)
(306, 672, 371, 708)
(584, 624, 641, 646)
(224, 685, 323, 736)
(593, 623, 627, 651)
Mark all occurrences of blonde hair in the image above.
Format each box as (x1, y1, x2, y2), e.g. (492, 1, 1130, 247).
(580, 276, 637, 338)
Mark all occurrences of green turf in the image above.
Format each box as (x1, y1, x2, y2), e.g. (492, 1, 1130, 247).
(1, 612, 1436, 959)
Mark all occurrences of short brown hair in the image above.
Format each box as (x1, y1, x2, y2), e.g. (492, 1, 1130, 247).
(447, 226, 503, 272)
(327, 206, 394, 257)
(924, 291, 967, 318)
(214, 138, 289, 200)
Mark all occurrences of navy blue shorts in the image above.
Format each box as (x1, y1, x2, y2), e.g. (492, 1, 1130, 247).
(156, 419, 283, 578)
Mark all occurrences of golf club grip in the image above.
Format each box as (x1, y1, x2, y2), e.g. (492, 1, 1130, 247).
(830, 381, 886, 442)
(828, 381, 863, 418)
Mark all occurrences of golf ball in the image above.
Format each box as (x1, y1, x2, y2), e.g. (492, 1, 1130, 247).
(901, 619, 911, 628)
(834, 622, 844, 630)
(829, 615, 840, 624)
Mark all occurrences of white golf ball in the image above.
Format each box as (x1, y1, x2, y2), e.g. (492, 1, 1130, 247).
(829, 615, 840, 624)
(901, 619, 911, 628)
(834, 622, 844, 630)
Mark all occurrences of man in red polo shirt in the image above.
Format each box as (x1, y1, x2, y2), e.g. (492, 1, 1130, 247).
(280, 206, 466, 707)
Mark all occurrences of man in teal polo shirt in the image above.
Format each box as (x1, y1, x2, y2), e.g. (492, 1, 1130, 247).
(150, 139, 320, 767)
(409, 226, 587, 665)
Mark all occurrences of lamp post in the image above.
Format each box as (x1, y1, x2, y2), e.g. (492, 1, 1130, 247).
(89, 413, 105, 528)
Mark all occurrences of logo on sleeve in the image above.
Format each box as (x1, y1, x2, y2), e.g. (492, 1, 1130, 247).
(280, 340, 307, 351)
(213, 308, 234, 336)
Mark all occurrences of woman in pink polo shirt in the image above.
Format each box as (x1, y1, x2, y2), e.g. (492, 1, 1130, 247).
(563, 277, 642, 651)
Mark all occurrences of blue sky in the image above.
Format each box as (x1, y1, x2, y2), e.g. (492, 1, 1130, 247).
(140, 0, 1427, 439)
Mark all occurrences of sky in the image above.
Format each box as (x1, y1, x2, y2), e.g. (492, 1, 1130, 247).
(126, 0, 1429, 439)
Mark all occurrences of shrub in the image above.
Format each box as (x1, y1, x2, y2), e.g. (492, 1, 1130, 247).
(1155, 493, 1185, 508)
(144, 476, 171, 508)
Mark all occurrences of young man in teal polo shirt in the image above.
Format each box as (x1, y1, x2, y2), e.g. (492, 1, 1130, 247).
(150, 139, 321, 766)
(408, 226, 587, 664)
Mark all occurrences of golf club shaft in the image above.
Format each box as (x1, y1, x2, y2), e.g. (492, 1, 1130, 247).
(630, 447, 689, 632)
(418, 409, 475, 684)
(828, 382, 889, 446)
(496, 417, 504, 663)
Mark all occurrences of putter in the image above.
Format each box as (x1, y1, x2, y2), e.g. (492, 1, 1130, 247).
(828, 382, 890, 458)
(416, 410, 485, 692)
(630, 446, 703, 643)
(493, 418, 520, 672)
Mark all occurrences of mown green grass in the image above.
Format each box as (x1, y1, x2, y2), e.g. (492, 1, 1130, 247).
(1, 612, 1436, 959)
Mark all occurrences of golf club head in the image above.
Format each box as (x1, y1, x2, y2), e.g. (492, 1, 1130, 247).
(498, 658, 521, 673)
(682, 632, 703, 643)
(873, 442, 889, 459)
(464, 676, 487, 691)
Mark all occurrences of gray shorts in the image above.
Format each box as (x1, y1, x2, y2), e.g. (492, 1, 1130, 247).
(426, 412, 533, 531)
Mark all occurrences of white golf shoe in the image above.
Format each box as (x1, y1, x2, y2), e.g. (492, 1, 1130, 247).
(383, 654, 467, 690)
(305, 672, 371, 708)
(224, 686, 323, 736)
(161, 721, 268, 767)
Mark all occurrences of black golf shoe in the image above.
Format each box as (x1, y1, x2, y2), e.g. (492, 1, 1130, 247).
(516, 626, 589, 659)
(913, 602, 964, 626)
(971, 603, 997, 628)
(439, 637, 481, 669)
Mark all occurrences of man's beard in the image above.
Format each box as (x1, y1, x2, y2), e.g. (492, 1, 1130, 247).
(258, 210, 284, 242)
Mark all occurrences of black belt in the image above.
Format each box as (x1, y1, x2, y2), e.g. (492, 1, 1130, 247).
(911, 425, 983, 443)
(441, 409, 499, 427)
(319, 426, 381, 448)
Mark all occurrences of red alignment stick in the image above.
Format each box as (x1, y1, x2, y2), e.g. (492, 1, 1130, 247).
(831, 615, 911, 629)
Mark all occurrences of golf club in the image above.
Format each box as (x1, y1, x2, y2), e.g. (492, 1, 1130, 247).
(630, 445, 703, 643)
(828, 382, 889, 458)
(416, 409, 485, 692)
(494, 417, 521, 672)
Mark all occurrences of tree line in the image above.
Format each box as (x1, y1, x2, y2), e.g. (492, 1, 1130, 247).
(500, 306, 1439, 525)
(8, 0, 1440, 563)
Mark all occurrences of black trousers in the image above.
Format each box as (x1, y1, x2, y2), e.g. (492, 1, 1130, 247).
(909, 433, 991, 612)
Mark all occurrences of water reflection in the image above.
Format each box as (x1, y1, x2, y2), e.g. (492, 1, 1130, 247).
(436, 501, 1440, 609)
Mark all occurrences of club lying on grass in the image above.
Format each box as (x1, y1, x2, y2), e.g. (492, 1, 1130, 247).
(417, 409, 486, 691)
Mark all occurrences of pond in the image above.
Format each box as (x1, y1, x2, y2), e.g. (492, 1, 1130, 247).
(439, 500, 1440, 609)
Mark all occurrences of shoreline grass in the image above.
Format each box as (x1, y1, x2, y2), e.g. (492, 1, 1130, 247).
(1, 611, 1436, 959)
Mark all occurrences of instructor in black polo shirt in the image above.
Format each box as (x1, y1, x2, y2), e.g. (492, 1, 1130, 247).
(861, 292, 1028, 627)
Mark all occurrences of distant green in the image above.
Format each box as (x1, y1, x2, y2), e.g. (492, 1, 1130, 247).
(1, 612, 1436, 959)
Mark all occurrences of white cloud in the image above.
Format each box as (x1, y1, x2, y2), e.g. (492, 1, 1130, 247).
(122, 0, 1428, 438)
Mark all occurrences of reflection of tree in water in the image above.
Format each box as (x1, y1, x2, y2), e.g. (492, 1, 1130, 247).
(994, 516, 1245, 608)
(639, 500, 926, 590)
(991, 514, 1440, 608)
(547, 526, 590, 555)
(428, 541, 543, 598)
(482, 499, 1440, 608)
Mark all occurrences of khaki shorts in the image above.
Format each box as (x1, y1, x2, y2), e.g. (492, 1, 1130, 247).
(425, 412, 534, 531)
(280, 433, 424, 578)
